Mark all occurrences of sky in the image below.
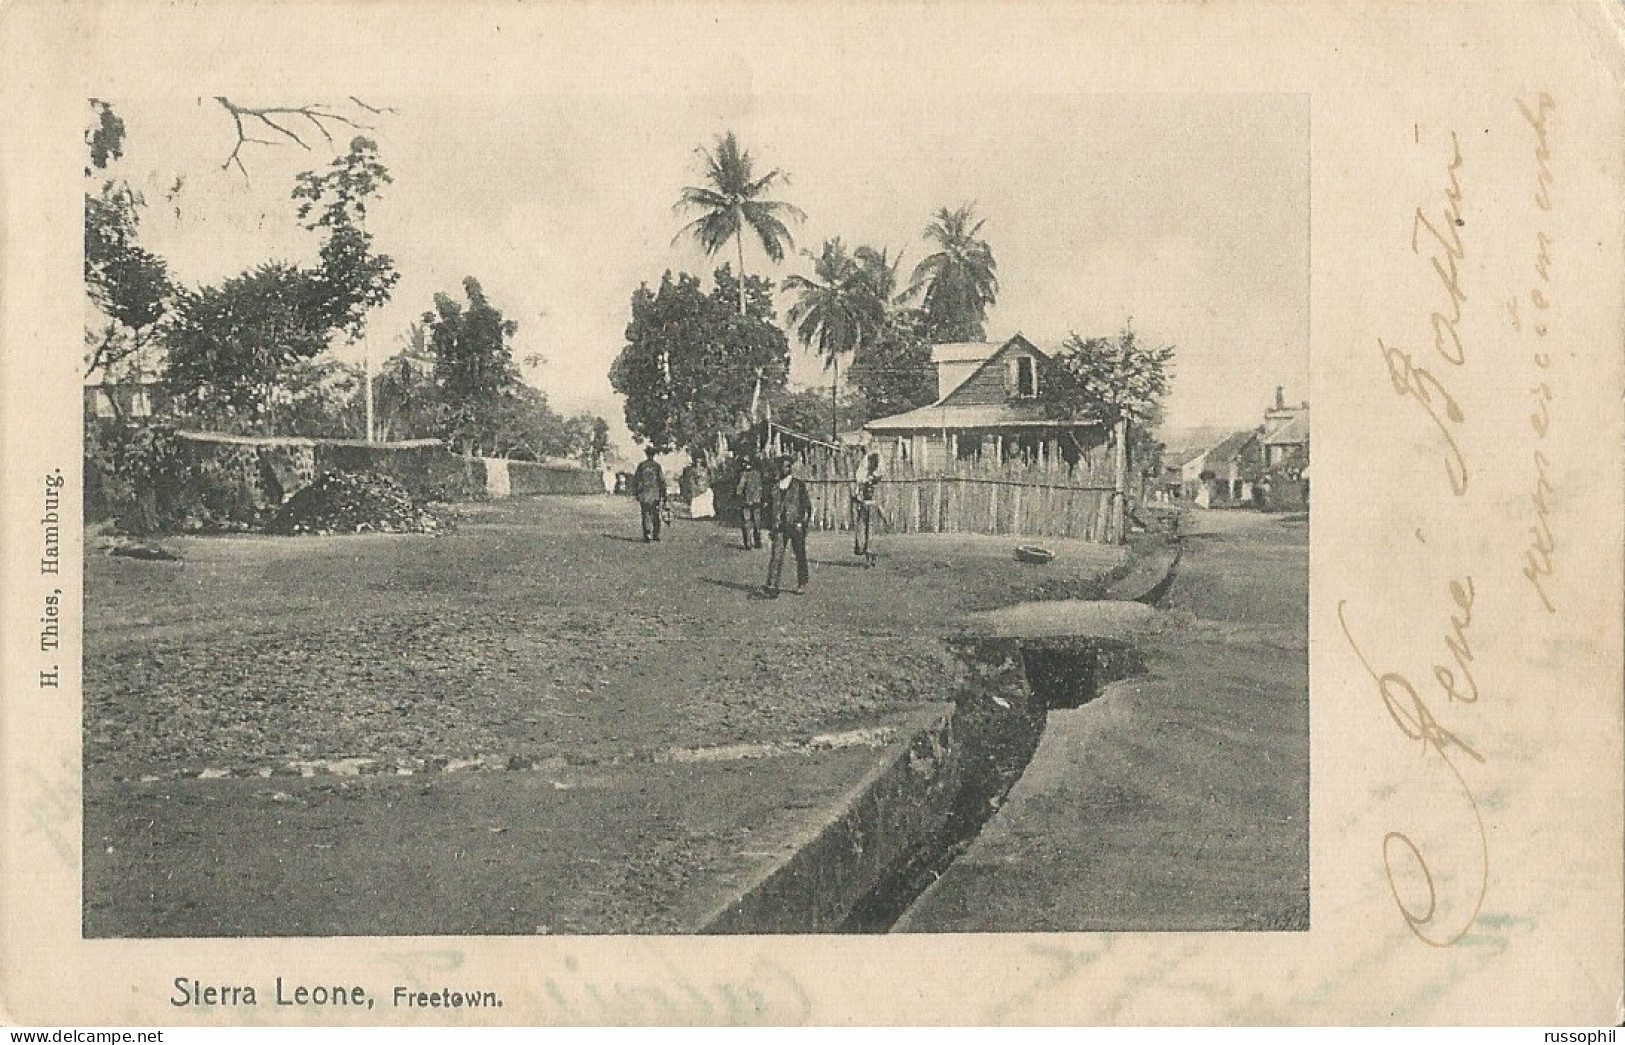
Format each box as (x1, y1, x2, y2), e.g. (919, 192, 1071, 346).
(104, 92, 1308, 450)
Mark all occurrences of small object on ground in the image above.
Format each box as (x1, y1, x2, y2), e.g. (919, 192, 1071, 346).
(1014, 545, 1055, 565)
(110, 543, 179, 561)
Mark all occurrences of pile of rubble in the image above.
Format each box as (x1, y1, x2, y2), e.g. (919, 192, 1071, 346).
(267, 471, 441, 536)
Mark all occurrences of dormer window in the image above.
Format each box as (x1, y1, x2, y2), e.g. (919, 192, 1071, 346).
(1013, 355, 1038, 398)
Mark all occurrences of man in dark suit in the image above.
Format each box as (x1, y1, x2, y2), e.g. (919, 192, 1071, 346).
(632, 446, 666, 542)
(763, 455, 811, 597)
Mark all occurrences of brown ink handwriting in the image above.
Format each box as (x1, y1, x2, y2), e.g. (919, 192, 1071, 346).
(1516, 92, 1559, 613)
(1411, 131, 1467, 365)
(1340, 595, 1488, 947)
(1381, 129, 1471, 496)
(1377, 337, 1468, 495)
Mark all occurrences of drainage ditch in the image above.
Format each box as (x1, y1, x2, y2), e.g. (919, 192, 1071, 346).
(838, 634, 1147, 932)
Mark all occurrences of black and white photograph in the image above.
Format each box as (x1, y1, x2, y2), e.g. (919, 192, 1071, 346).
(78, 92, 1309, 938)
(4, 1, 1622, 1029)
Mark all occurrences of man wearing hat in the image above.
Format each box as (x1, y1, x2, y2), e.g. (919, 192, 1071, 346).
(734, 454, 765, 550)
(763, 455, 811, 597)
(632, 445, 667, 542)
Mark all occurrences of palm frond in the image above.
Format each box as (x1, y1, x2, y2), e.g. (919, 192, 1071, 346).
(673, 186, 731, 214)
(747, 211, 798, 262)
(671, 211, 740, 254)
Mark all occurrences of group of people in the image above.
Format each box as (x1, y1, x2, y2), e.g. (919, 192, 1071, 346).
(630, 445, 884, 598)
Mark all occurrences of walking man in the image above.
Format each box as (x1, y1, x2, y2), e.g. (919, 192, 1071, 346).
(735, 454, 765, 550)
(763, 455, 811, 597)
(851, 451, 883, 568)
(632, 446, 667, 542)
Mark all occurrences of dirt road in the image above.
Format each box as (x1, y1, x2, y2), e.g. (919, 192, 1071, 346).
(898, 508, 1310, 931)
(84, 494, 1126, 936)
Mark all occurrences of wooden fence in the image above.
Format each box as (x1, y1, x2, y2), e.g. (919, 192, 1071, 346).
(797, 455, 1122, 542)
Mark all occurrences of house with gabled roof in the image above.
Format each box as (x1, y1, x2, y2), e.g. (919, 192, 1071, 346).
(1177, 429, 1262, 506)
(1260, 393, 1309, 469)
(862, 333, 1106, 469)
(1167, 386, 1308, 509)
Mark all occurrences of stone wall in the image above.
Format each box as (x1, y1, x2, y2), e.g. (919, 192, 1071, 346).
(86, 426, 605, 530)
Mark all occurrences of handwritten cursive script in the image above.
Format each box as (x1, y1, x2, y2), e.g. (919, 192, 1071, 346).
(1339, 591, 1488, 947)
(1510, 92, 1560, 613)
(1379, 130, 1470, 496)
(1412, 132, 1468, 365)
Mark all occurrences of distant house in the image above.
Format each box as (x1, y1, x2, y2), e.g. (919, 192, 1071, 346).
(1178, 430, 1262, 507)
(863, 333, 1104, 469)
(1163, 387, 1309, 509)
(1261, 394, 1309, 469)
(1258, 387, 1309, 509)
(83, 380, 169, 421)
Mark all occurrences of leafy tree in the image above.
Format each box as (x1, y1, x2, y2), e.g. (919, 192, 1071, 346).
(769, 386, 866, 441)
(854, 245, 907, 306)
(280, 356, 366, 438)
(291, 136, 400, 342)
(85, 99, 127, 175)
(1129, 426, 1167, 485)
(85, 185, 175, 382)
(1044, 320, 1176, 464)
(584, 415, 615, 467)
(160, 136, 399, 435)
(609, 266, 789, 454)
(425, 277, 521, 454)
(84, 101, 175, 388)
(373, 316, 611, 462)
(908, 204, 999, 342)
(373, 321, 439, 441)
(164, 262, 333, 432)
(848, 308, 936, 421)
(476, 389, 612, 464)
(674, 132, 805, 315)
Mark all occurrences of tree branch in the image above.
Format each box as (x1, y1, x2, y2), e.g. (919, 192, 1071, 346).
(213, 97, 378, 179)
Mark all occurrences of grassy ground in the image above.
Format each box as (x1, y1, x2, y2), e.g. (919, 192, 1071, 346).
(84, 494, 1126, 936)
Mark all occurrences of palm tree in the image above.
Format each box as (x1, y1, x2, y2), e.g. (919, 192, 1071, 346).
(674, 132, 806, 316)
(908, 203, 999, 341)
(783, 239, 883, 366)
(854, 244, 907, 308)
(784, 239, 898, 441)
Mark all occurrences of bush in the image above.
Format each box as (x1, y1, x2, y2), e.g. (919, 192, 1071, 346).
(267, 470, 441, 535)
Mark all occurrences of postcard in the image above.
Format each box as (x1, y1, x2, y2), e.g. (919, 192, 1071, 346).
(1, 0, 1620, 1026)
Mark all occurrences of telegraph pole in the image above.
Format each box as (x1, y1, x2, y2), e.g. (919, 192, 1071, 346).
(831, 357, 839, 444)
(363, 334, 375, 443)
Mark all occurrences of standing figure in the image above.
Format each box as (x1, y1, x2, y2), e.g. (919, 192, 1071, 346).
(735, 454, 765, 550)
(851, 451, 883, 568)
(763, 455, 811, 597)
(632, 446, 667, 542)
(688, 455, 715, 519)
